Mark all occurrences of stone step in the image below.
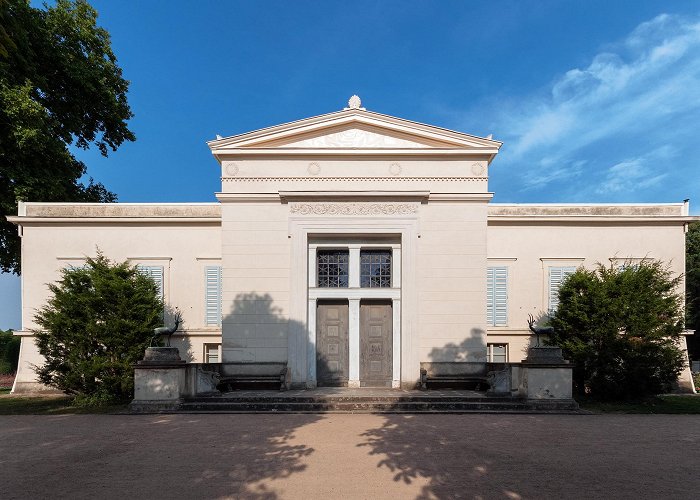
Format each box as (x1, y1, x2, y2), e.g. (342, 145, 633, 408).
(178, 400, 537, 413)
(182, 394, 519, 404)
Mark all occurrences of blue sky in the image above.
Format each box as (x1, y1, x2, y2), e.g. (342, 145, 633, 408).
(2, 0, 700, 329)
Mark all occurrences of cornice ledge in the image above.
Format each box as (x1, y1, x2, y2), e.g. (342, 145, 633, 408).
(428, 193, 493, 202)
(215, 193, 281, 203)
(213, 148, 499, 156)
(222, 177, 487, 182)
(279, 190, 429, 202)
(487, 215, 695, 223)
(6, 216, 221, 224)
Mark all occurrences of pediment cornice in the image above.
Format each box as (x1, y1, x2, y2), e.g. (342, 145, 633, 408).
(208, 108, 502, 160)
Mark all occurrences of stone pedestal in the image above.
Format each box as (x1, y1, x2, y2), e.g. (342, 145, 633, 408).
(518, 347, 578, 410)
(523, 346, 566, 364)
(130, 347, 186, 412)
(486, 366, 512, 396)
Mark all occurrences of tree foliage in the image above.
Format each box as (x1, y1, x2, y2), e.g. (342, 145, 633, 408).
(686, 221, 700, 359)
(34, 254, 162, 402)
(0, 0, 134, 274)
(549, 261, 685, 400)
(0, 328, 20, 373)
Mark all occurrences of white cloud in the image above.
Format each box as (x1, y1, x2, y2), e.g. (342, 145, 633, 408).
(491, 13, 700, 198)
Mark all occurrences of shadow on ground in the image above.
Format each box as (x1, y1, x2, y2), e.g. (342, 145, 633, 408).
(0, 413, 321, 499)
(358, 414, 534, 499)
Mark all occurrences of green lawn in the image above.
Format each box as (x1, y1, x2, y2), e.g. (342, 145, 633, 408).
(579, 395, 700, 414)
(0, 394, 128, 415)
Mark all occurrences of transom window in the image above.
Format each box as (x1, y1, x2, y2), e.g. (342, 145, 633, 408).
(360, 250, 391, 288)
(317, 250, 349, 287)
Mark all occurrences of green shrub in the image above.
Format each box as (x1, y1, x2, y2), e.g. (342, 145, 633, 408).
(550, 261, 685, 400)
(33, 253, 163, 403)
(0, 329, 20, 374)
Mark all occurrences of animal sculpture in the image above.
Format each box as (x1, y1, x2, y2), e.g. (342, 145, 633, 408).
(151, 310, 182, 347)
(527, 314, 554, 347)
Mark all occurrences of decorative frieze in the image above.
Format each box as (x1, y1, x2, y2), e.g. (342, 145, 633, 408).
(290, 202, 419, 216)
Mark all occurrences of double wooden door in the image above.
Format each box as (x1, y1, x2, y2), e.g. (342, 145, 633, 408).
(316, 300, 393, 387)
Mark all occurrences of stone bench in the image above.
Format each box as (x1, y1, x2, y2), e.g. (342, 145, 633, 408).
(420, 362, 490, 391)
(213, 362, 290, 391)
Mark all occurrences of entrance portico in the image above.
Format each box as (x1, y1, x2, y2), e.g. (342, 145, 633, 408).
(210, 96, 501, 389)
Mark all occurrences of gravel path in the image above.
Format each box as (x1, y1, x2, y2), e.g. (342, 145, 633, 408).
(0, 413, 698, 499)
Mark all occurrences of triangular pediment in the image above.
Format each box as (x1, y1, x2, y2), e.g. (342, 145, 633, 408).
(255, 123, 450, 149)
(208, 109, 502, 153)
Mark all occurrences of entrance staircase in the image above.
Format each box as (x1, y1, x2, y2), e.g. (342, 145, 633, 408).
(179, 388, 579, 413)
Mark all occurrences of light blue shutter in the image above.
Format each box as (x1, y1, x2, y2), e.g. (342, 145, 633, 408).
(548, 266, 575, 313)
(205, 265, 222, 326)
(138, 265, 164, 299)
(487, 267, 508, 326)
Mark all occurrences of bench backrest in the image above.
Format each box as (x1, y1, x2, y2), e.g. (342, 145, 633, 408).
(201, 362, 287, 377)
(420, 362, 488, 377)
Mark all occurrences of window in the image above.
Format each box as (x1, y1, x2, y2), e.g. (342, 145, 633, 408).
(137, 265, 164, 299)
(204, 343, 221, 363)
(487, 343, 508, 363)
(548, 266, 576, 313)
(317, 250, 349, 287)
(205, 265, 223, 326)
(486, 267, 508, 326)
(360, 250, 391, 288)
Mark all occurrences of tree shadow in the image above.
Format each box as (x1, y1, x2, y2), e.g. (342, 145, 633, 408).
(0, 413, 322, 499)
(427, 328, 487, 362)
(191, 292, 322, 497)
(356, 414, 549, 499)
(423, 328, 488, 390)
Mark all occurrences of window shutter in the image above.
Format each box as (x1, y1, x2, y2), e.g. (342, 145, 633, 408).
(486, 268, 495, 326)
(487, 267, 508, 326)
(137, 265, 164, 299)
(205, 265, 222, 326)
(549, 266, 575, 313)
(493, 267, 508, 326)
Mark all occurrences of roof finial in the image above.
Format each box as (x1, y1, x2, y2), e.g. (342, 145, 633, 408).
(344, 95, 365, 110)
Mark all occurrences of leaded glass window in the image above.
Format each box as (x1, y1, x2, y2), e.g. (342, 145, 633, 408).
(317, 250, 349, 287)
(360, 250, 391, 288)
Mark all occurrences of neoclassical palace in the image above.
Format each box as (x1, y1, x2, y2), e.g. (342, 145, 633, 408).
(8, 97, 695, 392)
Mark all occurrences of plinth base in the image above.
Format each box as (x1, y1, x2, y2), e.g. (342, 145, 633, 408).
(138, 347, 185, 365)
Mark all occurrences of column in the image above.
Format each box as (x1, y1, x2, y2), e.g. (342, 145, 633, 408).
(349, 245, 360, 288)
(392, 298, 401, 388)
(307, 298, 316, 388)
(348, 298, 360, 387)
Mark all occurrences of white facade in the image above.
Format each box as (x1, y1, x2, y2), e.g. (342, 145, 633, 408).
(7, 100, 695, 392)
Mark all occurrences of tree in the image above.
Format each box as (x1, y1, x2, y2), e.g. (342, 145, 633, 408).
(0, 0, 134, 274)
(686, 221, 700, 359)
(34, 254, 162, 403)
(0, 328, 20, 373)
(549, 261, 685, 400)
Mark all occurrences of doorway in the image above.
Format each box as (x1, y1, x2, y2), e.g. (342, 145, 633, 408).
(316, 300, 349, 386)
(360, 300, 393, 387)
